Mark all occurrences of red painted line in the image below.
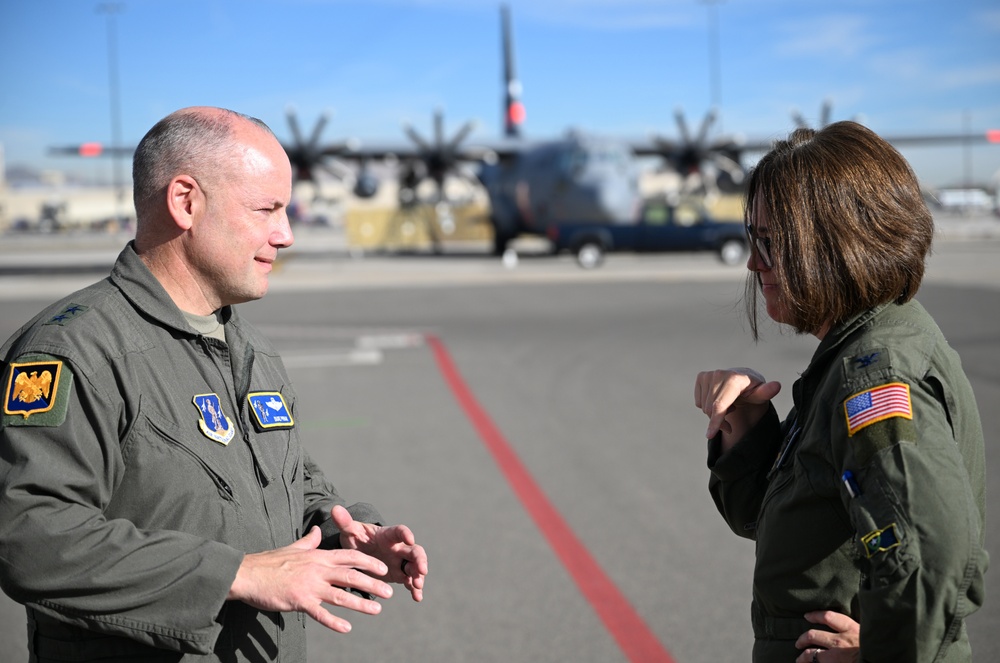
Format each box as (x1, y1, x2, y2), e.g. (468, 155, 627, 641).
(425, 335, 676, 663)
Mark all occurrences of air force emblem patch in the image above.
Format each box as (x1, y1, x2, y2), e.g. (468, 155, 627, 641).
(4, 360, 65, 420)
(193, 393, 236, 445)
(247, 391, 294, 430)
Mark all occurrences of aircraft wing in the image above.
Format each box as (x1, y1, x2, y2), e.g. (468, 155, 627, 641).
(49, 143, 135, 158)
(878, 130, 1000, 147)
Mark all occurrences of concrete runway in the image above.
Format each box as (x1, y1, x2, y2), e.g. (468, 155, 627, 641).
(0, 231, 998, 662)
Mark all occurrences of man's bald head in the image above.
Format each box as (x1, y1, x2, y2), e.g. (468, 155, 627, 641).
(131, 107, 276, 224)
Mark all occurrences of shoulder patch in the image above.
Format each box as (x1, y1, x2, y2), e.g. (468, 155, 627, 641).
(844, 382, 912, 436)
(247, 392, 294, 430)
(42, 303, 90, 326)
(3, 358, 73, 426)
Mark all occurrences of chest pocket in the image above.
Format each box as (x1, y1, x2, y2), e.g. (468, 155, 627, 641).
(755, 426, 854, 590)
(110, 409, 247, 545)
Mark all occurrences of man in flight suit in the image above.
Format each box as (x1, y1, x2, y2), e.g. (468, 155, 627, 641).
(0, 107, 428, 662)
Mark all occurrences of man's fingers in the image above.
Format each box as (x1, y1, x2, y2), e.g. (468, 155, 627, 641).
(330, 505, 355, 530)
(337, 565, 393, 599)
(289, 526, 323, 550)
(304, 587, 384, 633)
(328, 549, 389, 580)
(306, 604, 354, 633)
(393, 524, 416, 547)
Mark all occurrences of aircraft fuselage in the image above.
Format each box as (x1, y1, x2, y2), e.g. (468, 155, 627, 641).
(478, 131, 642, 252)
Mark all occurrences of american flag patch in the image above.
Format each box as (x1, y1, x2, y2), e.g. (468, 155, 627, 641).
(844, 382, 912, 436)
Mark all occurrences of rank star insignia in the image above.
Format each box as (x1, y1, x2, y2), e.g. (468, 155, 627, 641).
(4, 361, 63, 419)
(43, 303, 90, 326)
(192, 393, 236, 445)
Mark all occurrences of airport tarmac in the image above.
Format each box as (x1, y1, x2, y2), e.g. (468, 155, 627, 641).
(0, 221, 998, 662)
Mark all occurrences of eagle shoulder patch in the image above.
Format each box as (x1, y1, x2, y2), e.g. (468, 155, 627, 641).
(3, 358, 73, 426)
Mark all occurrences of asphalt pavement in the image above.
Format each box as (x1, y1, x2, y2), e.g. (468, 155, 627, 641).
(0, 218, 998, 662)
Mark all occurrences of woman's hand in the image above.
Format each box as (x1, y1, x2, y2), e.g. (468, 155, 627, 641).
(694, 367, 781, 452)
(794, 610, 860, 663)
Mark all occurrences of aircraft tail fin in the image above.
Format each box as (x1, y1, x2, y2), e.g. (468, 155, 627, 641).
(502, 4, 525, 138)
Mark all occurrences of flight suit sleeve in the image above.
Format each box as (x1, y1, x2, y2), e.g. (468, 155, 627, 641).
(831, 372, 987, 662)
(707, 404, 784, 540)
(0, 354, 244, 655)
(300, 451, 385, 549)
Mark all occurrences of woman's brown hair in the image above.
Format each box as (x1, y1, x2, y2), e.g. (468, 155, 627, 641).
(744, 120, 933, 339)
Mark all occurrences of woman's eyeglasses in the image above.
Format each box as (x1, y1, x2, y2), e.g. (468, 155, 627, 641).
(744, 221, 773, 268)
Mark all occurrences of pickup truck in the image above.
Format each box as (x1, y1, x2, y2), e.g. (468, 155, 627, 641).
(546, 199, 748, 269)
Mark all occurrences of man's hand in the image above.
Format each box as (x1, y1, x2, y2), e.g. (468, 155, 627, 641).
(333, 505, 428, 602)
(694, 367, 781, 452)
(228, 526, 393, 633)
(794, 611, 860, 663)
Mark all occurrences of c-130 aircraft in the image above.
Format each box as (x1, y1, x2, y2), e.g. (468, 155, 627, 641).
(279, 3, 755, 255)
(53, 4, 999, 255)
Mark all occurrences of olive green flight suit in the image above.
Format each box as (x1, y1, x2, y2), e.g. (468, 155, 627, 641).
(0, 244, 382, 662)
(708, 300, 987, 662)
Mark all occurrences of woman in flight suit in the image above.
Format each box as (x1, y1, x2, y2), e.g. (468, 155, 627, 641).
(694, 121, 987, 662)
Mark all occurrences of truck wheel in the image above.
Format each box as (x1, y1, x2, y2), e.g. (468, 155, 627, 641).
(718, 239, 747, 266)
(576, 241, 605, 269)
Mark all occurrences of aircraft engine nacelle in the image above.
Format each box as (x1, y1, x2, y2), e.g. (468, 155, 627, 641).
(353, 170, 380, 198)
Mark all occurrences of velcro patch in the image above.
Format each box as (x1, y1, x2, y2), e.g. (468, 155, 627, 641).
(193, 393, 236, 445)
(844, 382, 912, 436)
(861, 523, 901, 558)
(3, 358, 73, 426)
(247, 392, 294, 430)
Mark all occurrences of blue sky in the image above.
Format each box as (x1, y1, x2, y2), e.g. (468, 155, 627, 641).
(2, 0, 999, 188)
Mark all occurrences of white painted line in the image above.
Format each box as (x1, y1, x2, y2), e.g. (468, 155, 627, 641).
(281, 349, 383, 368)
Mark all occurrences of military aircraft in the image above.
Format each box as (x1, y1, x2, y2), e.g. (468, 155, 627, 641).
(273, 4, 769, 254)
(50, 4, 999, 255)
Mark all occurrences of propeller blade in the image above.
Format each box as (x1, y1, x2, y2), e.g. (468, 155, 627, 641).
(674, 108, 692, 144)
(711, 153, 745, 184)
(695, 109, 718, 145)
(403, 123, 432, 153)
(286, 109, 305, 147)
(447, 120, 477, 152)
(820, 99, 832, 128)
(434, 109, 444, 148)
(307, 112, 330, 149)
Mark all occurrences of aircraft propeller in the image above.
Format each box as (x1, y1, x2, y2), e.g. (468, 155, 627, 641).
(399, 109, 484, 204)
(792, 99, 835, 130)
(282, 107, 359, 184)
(649, 108, 746, 199)
(790, 99, 865, 130)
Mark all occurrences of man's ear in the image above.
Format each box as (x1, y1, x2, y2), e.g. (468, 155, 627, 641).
(165, 175, 203, 231)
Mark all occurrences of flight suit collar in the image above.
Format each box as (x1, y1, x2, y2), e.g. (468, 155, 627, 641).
(109, 242, 239, 337)
(793, 302, 892, 408)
